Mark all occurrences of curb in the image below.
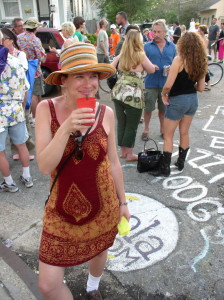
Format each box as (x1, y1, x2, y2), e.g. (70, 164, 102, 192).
(0, 243, 43, 300)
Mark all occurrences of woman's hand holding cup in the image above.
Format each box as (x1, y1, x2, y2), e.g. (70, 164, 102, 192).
(76, 97, 96, 126)
(62, 108, 95, 135)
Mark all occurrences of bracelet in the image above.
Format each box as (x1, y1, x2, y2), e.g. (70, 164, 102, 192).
(119, 202, 128, 206)
(161, 92, 169, 97)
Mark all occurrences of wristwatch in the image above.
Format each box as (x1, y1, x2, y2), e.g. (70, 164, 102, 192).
(119, 202, 128, 206)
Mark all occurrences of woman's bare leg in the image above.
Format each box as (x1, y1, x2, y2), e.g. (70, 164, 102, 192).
(15, 143, 29, 167)
(88, 250, 108, 277)
(120, 146, 128, 158)
(163, 118, 179, 152)
(179, 115, 194, 149)
(38, 261, 73, 300)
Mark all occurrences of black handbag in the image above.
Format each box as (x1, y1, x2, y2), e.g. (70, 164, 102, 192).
(107, 61, 119, 90)
(137, 138, 162, 173)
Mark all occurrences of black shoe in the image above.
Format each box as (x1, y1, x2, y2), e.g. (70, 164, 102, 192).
(175, 147, 189, 171)
(87, 290, 103, 300)
(149, 152, 172, 177)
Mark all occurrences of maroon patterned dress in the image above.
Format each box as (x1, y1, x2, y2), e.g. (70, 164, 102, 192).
(39, 100, 120, 267)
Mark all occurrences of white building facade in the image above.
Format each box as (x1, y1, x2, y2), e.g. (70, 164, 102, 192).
(0, 0, 99, 29)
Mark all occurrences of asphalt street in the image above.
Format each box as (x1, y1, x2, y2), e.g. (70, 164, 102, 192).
(0, 78, 224, 300)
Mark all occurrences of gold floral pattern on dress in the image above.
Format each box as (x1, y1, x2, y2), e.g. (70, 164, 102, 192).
(39, 227, 118, 266)
(96, 158, 119, 212)
(86, 143, 100, 160)
(64, 137, 75, 156)
(84, 128, 108, 156)
(62, 183, 92, 222)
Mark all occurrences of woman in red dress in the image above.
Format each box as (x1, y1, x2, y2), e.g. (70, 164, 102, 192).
(36, 43, 130, 300)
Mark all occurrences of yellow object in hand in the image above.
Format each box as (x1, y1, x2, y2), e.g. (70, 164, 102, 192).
(117, 217, 131, 236)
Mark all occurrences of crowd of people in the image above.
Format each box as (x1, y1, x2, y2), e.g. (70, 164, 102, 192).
(0, 11, 223, 300)
(0, 17, 47, 192)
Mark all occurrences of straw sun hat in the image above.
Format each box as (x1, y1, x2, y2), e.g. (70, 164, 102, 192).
(45, 42, 116, 85)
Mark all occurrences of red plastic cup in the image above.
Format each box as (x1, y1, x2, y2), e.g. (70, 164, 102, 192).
(77, 97, 96, 126)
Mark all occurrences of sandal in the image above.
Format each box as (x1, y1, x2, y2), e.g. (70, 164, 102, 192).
(12, 154, 20, 161)
(141, 132, 149, 141)
(126, 158, 138, 162)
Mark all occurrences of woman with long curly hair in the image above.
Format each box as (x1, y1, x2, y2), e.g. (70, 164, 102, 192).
(111, 27, 155, 161)
(150, 32, 207, 177)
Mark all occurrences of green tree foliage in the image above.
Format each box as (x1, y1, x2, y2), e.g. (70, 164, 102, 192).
(98, 0, 203, 28)
(86, 34, 97, 45)
(179, 7, 200, 27)
(98, 0, 155, 23)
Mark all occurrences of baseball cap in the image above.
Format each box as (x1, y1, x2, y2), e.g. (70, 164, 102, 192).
(195, 22, 200, 26)
(110, 24, 116, 29)
(24, 17, 42, 29)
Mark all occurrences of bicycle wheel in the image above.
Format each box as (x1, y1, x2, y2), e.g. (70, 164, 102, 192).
(208, 63, 223, 86)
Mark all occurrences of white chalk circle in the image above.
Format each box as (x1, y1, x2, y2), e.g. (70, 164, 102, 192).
(107, 193, 179, 272)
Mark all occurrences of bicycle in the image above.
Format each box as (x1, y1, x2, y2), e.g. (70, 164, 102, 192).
(208, 38, 224, 86)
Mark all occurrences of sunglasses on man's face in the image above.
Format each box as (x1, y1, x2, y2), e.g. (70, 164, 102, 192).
(73, 131, 84, 160)
(3, 36, 10, 41)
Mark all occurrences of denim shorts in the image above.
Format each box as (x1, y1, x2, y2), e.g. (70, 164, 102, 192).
(165, 93, 198, 121)
(0, 121, 28, 151)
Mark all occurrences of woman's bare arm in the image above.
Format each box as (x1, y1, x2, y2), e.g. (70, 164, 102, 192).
(142, 54, 156, 73)
(111, 55, 120, 68)
(195, 77, 205, 92)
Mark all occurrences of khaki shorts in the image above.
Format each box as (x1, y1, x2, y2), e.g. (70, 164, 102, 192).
(33, 77, 45, 96)
(208, 40, 217, 50)
(144, 88, 165, 112)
